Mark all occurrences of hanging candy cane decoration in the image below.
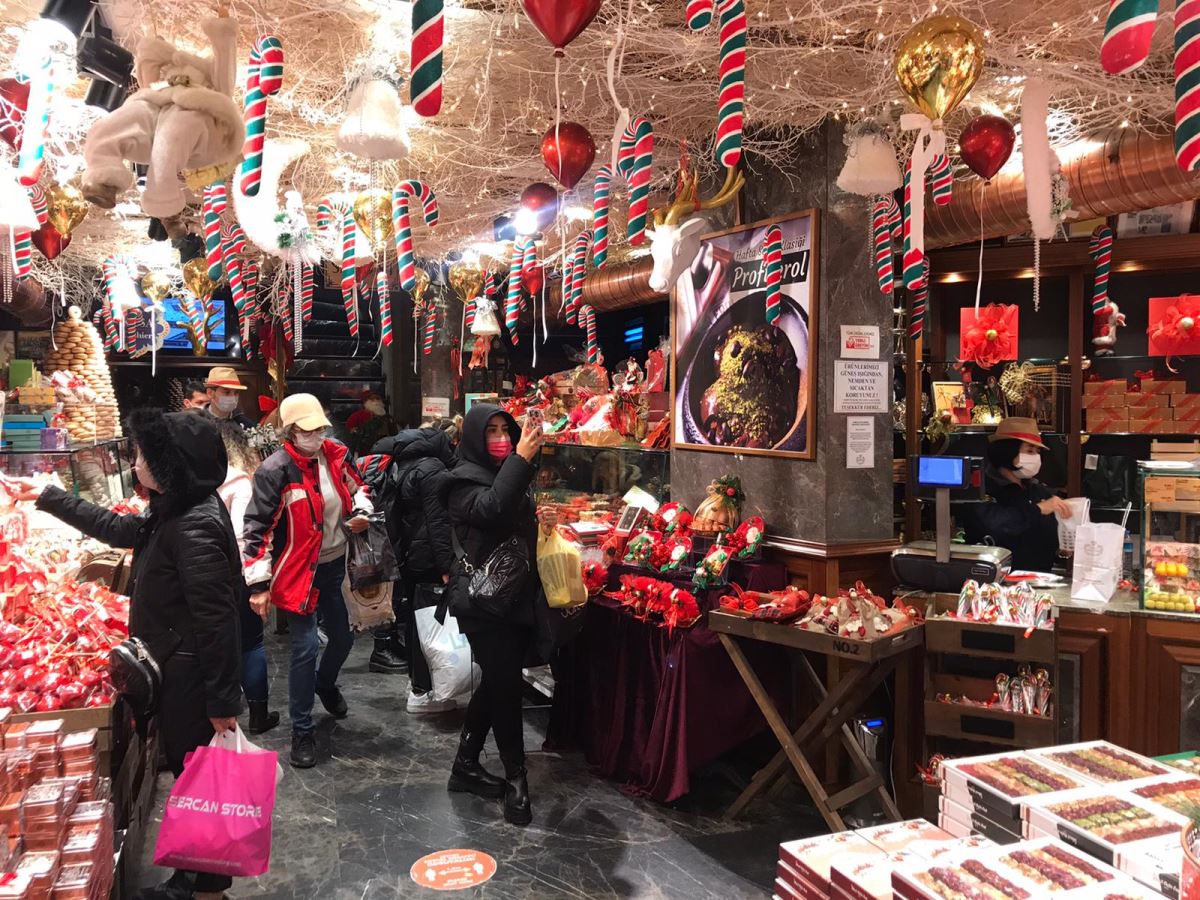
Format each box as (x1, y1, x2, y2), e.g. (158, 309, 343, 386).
(26, 185, 47, 227)
(1089, 225, 1114, 314)
(101, 257, 140, 351)
(580, 305, 599, 364)
(872, 197, 897, 295)
(221, 242, 250, 345)
(567, 229, 593, 324)
(242, 259, 260, 319)
(202, 182, 227, 281)
(901, 158, 926, 291)
(592, 165, 611, 268)
(17, 55, 52, 187)
(392, 180, 439, 291)
(686, 0, 714, 29)
(505, 238, 533, 344)
(301, 264, 314, 322)
(617, 116, 654, 245)
(762, 225, 782, 326)
(239, 35, 284, 197)
(411, 0, 444, 117)
(929, 154, 953, 206)
(714, 0, 746, 167)
(909, 280, 929, 340)
(98, 303, 118, 352)
(340, 207, 359, 337)
(423, 304, 436, 355)
(1175, 0, 1200, 171)
(1102, 0, 1161, 74)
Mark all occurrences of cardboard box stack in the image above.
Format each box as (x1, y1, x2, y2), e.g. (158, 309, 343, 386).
(1084, 377, 1199, 434)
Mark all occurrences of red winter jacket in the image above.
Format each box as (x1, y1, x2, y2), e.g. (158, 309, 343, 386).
(241, 439, 372, 614)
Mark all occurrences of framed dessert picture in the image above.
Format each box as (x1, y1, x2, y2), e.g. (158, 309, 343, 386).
(671, 209, 820, 459)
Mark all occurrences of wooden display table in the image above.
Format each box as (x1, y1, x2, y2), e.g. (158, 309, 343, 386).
(708, 610, 923, 831)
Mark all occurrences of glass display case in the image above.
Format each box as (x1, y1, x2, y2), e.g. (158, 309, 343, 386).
(535, 442, 670, 524)
(1138, 461, 1200, 614)
(0, 439, 135, 505)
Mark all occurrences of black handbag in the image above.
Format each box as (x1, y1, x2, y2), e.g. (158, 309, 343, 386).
(449, 527, 530, 620)
(109, 637, 165, 719)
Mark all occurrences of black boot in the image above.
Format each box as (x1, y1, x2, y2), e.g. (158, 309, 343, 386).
(290, 732, 316, 769)
(247, 700, 280, 735)
(369, 635, 409, 674)
(316, 684, 349, 719)
(503, 767, 532, 826)
(447, 729, 506, 799)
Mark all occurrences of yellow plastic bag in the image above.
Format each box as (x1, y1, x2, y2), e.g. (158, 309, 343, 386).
(537, 528, 588, 609)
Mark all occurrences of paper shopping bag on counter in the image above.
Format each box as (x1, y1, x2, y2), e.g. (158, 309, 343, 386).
(1070, 521, 1124, 604)
(154, 727, 278, 877)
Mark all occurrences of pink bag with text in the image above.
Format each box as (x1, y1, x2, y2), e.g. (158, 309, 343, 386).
(154, 727, 279, 877)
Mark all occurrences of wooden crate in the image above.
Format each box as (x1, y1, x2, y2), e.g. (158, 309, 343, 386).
(925, 618, 1055, 664)
(923, 700, 1056, 748)
(1152, 440, 1200, 462)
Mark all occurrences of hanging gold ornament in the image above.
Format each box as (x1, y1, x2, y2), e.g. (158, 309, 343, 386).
(182, 257, 217, 300)
(141, 271, 172, 304)
(411, 267, 432, 309)
(45, 183, 89, 236)
(353, 189, 393, 251)
(447, 261, 483, 305)
(894, 15, 986, 121)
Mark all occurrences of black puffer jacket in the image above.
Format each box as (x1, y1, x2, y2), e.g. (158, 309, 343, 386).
(447, 404, 539, 634)
(962, 469, 1060, 573)
(371, 428, 456, 580)
(37, 411, 243, 718)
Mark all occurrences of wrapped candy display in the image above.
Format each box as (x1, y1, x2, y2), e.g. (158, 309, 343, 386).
(953, 581, 1053, 631)
(794, 581, 922, 639)
(935, 665, 1053, 718)
(607, 575, 701, 632)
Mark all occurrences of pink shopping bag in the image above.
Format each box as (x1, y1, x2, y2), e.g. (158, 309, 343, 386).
(154, 727, 279, 877)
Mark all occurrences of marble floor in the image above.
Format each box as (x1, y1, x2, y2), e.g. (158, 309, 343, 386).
(135, 634, 831, 899)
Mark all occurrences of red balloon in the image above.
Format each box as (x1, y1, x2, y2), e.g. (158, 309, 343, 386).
(522, 0, 602, 56)
(0, 78, 28, 151)
(520, 181, 558, 211)
(522, 263, 544, 296)
(31, 224, 70, 260)
(958, 114, 1016, 182)
(541, 122, 596, 190)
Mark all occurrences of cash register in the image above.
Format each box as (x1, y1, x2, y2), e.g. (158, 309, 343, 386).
(891, 455, 1012, 592)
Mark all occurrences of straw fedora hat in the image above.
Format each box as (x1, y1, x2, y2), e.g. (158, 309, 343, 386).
(205, 366, 248, 391)
(988, 416, 1048, 450)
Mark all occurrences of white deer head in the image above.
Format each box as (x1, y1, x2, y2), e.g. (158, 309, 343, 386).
(646, 165, 744, 295)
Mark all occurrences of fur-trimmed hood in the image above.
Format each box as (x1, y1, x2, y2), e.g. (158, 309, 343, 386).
(127, 409, 228, 516)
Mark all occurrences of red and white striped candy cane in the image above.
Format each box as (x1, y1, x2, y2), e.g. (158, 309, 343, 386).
(569, 229, 593, 324)
(872, 197, 896, 295)
(592, 165, 611, 268)
(580, 305, 600, 364)
(423, 304, 436, 355)
(930, 154, 953, 206)
(714, 0, 746, 167)
(17, 55, 52, 187)
(392, 180, 439, 292)
(301, 264, 314, 322)
(202, 183, 227, 281)
(762, 225, 782, 326)
(505, 238, 534, 344)
(617, 116, 654, 245)
(242, 260, 260, 319)
(26, 185, 47, 227)
(239, 35, 284, 197)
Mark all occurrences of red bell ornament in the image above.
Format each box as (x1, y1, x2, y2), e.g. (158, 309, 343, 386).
(958, 114, 1016, 182)
(541, 122, 596, 190)
(522, 0, 603, 57)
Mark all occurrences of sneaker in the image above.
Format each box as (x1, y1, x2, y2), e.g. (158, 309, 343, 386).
(316, 685, 349, 719)
(290, 732, 316, 768)
(407, 690, 456, 714)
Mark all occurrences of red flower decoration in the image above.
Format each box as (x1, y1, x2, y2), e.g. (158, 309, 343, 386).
(959, 304, 1018, 369)
(1148, 295, 1200, 356)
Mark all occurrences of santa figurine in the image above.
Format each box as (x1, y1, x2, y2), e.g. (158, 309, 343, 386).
(345, 390, 396, 456)
(1092, 301, 1126, 357)
(81, 5, 243, 234)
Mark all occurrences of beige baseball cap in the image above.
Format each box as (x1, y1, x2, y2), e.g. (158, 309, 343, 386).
(205, 366, 248, 391)
(280, 393, 331, 431)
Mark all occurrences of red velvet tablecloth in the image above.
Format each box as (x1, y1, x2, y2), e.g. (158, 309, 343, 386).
(546, 561, 789, 802)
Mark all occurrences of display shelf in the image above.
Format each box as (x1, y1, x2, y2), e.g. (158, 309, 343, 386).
(0, 438, 129, 456)
(0, 438, 134, 504)
(106, 357, 249, 370)
(925, 619, 1055, 663)
(923, 700, 1056, 748)
(542, 440, 668, 455)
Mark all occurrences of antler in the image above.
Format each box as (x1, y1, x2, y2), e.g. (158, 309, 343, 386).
(655, 166, 745, 227)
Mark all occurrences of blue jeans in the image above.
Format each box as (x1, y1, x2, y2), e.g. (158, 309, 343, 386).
(285, 556, 354, 734)
(239, 590, 268, 703)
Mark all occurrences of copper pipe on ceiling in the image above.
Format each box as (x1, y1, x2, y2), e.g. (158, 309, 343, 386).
(926, 129, 1200, 248)
(579, 256, 667, 311)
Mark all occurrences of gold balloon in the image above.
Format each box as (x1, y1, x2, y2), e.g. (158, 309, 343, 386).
(353, 189, 393, 249)
(410, 267, 432, 308)
(447, 261, 483, 305)
(894, 14, 986, 122)
(45, 183, 88, 236)
(182, 257, 217, 299)
(141, 271, 172, 304)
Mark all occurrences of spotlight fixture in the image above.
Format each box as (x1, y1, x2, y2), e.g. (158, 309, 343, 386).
(513, 207, 539, 236)
(77, 33, 132, 86)
(493, 215, 516, 243)
(84, 77, 127, 112)
(38, 0, 94, 41)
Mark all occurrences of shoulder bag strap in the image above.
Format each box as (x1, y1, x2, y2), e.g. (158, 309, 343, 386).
(449, 525, 473, 573)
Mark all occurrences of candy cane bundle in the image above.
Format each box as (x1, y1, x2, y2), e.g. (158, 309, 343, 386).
(411, 0, 444, 117)
(592, 165, 611, 268)
(872, 196, 901, 295)
(98, 304, 118, 352)
(762, 225, 782, 326)
(240, 35, 284, 197)
(101, 256, 140, 351)
(617, 116, 654, 246)
(392, 180, 439, 292)
(17, 56, 52, 187)
(686, 0, 746, 168)
(1089, 225, 1114, 314)
(11, 185, 47, 280)
(242, 260, 260, 319)
(202, 183, 227, 281)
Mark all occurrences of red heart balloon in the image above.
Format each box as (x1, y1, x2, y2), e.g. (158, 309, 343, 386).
(0, 78, 29, 151)
(542, 122, 596, 190)
(522, 0, 603, 55)
(522, 263, 544, 296)
(31, 224, 70, 260)
(958, 114, 1016, 183)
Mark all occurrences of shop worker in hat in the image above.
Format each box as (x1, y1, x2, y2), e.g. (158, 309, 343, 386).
(203, 366, 256, 428)
(961, 416, 1075, 573)
(241, 393, 373, 769)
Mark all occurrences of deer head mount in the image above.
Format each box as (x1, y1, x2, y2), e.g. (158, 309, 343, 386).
(647, 165, 744, 294)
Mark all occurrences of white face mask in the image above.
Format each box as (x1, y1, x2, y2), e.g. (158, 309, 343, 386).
(134, 452, 161, 493)
(1014, 453, 1042, 480)
(213, 394, 239, 415)
(292, 431, 324, 456)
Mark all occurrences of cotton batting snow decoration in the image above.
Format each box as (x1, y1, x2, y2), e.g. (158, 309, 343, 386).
(836, 124, 902, 196)
(0, 170, 39, 234)
(1022, 78, 1058, 241)
(232, 137, 320, 265)
(337, 79, 409, 161)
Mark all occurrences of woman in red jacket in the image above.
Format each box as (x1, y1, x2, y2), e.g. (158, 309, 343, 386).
(241, 394, 372, 768)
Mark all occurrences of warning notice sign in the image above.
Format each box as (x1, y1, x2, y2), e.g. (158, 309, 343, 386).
(410, 849, 498, 891)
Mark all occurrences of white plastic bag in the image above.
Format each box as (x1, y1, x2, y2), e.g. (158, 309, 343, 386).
(1055, 497, 1091, 553)
(415, 605, 480, 703)
(1070, 521, 1124, 604)
(210, 725, 284, 786)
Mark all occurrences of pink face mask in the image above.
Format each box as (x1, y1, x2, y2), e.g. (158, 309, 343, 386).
(486, 437, 513, 462)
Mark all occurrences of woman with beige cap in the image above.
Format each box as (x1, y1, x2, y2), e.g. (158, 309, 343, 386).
(963, 416, 1073, 573)
(202, 365, 255, 428)
(242, 393, 373, 768)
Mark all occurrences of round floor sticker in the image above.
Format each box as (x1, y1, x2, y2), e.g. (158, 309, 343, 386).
(410, 849, 497, 891)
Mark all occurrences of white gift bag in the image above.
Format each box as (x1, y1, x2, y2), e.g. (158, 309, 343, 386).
(1070, 521, 1125, 603)
(415, 605, 481, 703)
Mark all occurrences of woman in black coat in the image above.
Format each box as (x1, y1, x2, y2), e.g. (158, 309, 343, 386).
(445, 403, 544, 826)
(11, 411, 243, 900)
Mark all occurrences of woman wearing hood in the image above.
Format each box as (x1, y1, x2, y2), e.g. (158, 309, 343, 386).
(445, 403, 546, 826)
(9, 411, 243, 900)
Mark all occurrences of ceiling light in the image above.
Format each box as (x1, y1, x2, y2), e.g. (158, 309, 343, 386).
(77, 33, 132, 85)
(513, 207, 539, 235)
(38, 0, 94, 42)
(85, 78, 127, 112)
(563, 205, 592, 222)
